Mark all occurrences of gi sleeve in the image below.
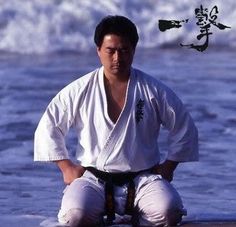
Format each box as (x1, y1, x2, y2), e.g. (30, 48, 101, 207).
(34, 86, 77, 162)
(157, 84, 199, 162)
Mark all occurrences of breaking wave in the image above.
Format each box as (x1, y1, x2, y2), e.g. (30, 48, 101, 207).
(0, 0, 235, 54)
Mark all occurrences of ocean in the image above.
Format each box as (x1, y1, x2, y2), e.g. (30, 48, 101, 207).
(0, 0, 236, 226)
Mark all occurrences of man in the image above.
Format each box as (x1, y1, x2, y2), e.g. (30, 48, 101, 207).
(34, 15, 198, 226)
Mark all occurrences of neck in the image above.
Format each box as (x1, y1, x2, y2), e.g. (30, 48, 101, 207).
(104, 69, 130, 84)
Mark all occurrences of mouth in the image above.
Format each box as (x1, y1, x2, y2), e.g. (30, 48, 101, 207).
(112, 63, 123, 69)
(112, 65, 120, 69)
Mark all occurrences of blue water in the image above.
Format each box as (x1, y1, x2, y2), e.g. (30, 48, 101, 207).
(0, 0, 236, 226)
(0, 47, 236, 226)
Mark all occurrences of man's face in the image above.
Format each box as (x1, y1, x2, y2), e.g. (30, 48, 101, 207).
(97, 34, 135, 78)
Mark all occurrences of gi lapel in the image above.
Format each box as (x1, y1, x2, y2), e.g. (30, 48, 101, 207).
(96, 68, 135, 171)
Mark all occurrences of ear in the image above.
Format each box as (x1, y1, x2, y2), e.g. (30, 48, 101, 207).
(97, 47, 101, 57)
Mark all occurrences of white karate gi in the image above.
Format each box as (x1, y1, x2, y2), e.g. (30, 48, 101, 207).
(34, 66, 198, 226)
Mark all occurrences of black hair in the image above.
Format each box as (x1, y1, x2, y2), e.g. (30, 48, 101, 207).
(94, 15, 139, 49)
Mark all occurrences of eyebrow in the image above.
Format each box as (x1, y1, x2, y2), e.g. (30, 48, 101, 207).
(105, 47, 129, 51)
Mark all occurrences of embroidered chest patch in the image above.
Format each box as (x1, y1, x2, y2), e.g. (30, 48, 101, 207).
(135, 99, 145, 123)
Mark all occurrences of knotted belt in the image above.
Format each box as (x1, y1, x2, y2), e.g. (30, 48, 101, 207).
(86, 167, 146, 225)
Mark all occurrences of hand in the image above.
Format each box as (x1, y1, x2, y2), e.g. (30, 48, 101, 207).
(152, 160, 179, 182)
(55, 159, 85, 185)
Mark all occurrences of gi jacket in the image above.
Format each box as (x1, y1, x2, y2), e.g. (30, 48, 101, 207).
(34, 67, 198, 172)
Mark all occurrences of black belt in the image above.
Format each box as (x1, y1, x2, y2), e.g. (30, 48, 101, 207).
(86, 167, 151, 225)
(86, 167, 141, 186)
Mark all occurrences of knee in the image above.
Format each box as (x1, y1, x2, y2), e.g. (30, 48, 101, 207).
(164, 206, 184, 226)
(65, 208, 100, 227)
(139, 200, 184, 226)
(154, 201, 184, 226)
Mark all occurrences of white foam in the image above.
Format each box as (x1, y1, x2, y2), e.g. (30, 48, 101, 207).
(0, 0, 235, 54)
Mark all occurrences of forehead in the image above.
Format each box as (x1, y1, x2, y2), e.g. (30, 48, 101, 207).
(101, 34, 132, 48)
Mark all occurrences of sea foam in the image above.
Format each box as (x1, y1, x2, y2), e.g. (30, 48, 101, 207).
(0, 0, 235, 54)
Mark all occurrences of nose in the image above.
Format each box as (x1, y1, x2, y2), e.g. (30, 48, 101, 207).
(113, 50, 121, 61)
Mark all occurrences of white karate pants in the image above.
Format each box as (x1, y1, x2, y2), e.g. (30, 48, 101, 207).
(58, 170, 186, 226)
